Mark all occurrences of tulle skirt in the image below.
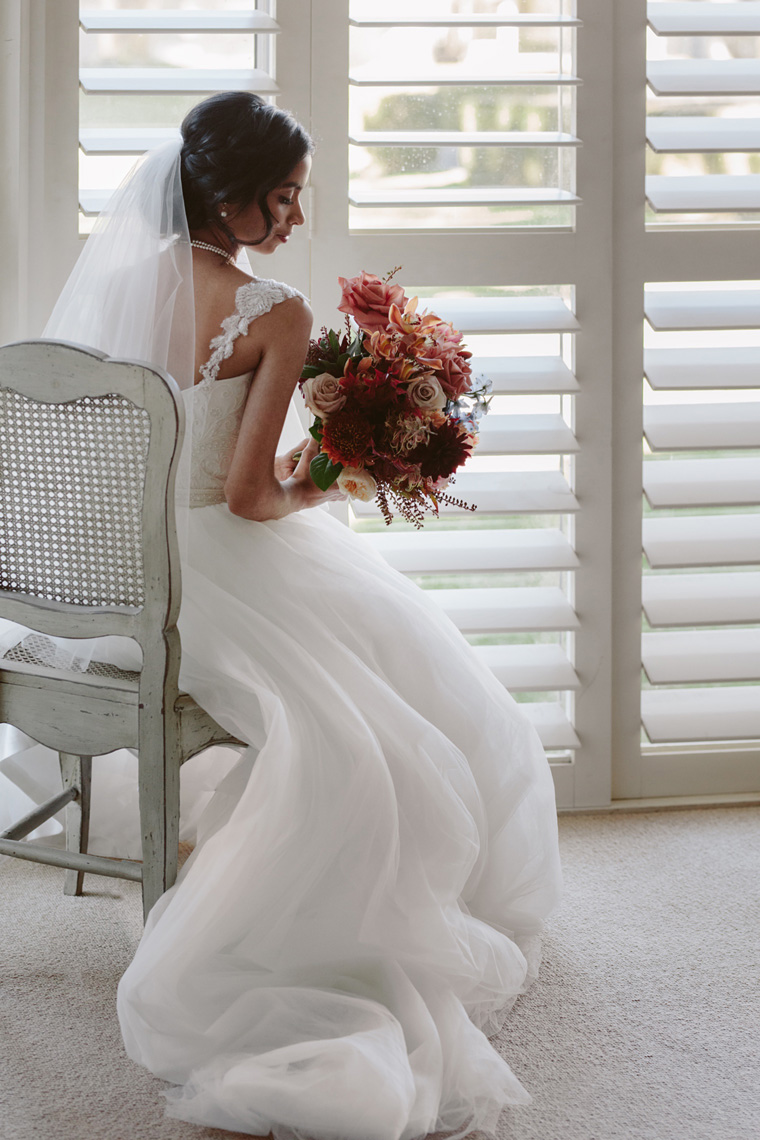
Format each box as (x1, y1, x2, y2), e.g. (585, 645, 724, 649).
(2, 501, 561, 1138)
(118, 503, 561, 1139)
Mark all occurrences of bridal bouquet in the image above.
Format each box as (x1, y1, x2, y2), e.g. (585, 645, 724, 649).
(299, 270, 491, 527)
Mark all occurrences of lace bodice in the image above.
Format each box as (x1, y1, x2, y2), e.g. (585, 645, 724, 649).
(186, 276, 305, 507)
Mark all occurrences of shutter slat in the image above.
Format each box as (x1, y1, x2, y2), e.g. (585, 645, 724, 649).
(348, 14, 582, 29)
(351, 471, 578, 518)
(349, 130, 581, 148)
(473, 356, 579, 394)
(472, 645, 580, 692)
(80, 9, 278, 33)
(363, 527, 578, 574)
(642, 572, 760, 627)
(643, 514, 760, 568)
(646, 175, 760, 213)
(643, 457, 760, 508)
(349, 187, 580, 208)
(79, 191, 117, 216)
(641, 687, 760, 743)
(79, 68, 277, 95)
(644, 346, 760, 390)
(646, 116, 760, 153)
(520, 702, 580, 750)
(647, 2, 760, 37)
(349, 72, 582, 88)
(477, 414, 578, 456)
(429, 587, 578, 633)
(79, 127, 181, 155)
(642, 629, 760, 684)
(424, 297, 580, 335)
(644, 289, 760, 331)
(643, 403, 760, 451)
(647, 60, 760, 97)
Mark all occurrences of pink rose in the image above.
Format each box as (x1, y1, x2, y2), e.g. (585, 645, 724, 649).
(302, 372, 346, 418)
(436, 352, 473, 399)
(338, 271, 407, 334)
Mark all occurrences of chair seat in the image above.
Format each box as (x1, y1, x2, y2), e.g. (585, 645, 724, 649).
(3, 632, 140, 682)
(1, 632, 244, 762)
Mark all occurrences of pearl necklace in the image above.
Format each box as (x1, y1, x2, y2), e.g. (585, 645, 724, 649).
(190, 240, 235, 265)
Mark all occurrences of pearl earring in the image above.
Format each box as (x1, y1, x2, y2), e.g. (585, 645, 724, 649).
(220, 205, 228, 218)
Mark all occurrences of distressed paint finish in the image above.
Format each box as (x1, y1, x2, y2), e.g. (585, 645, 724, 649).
(0, 341, 243, 920)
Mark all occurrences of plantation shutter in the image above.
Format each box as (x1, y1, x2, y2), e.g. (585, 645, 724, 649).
(10, 1, 758, 806)
(77, 3, 279, 219)
(277, 0, 621, 810)
(354, 292, 582, 759)
(611, 0, 760, 798)
(641, 6, 760, 757)
(646, 1, 760, 216)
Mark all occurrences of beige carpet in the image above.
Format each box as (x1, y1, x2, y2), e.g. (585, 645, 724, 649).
(1, 807, 758, 1140)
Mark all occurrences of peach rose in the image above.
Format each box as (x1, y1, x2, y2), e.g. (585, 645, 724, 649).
(302, 372, 346, 418)
(337, 466, 378, 502)
(338, 271, 407, 334)
(408, 375, 446, 410)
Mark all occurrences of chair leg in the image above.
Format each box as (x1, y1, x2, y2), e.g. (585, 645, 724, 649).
(137, 735, 180, 921)
(58, 753, 92, 897)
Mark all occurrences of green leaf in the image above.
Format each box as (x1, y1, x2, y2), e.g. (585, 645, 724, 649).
(328, 329, 341, 356)
(310, 452, 343, 491)
(337, 352, 351, 369)
(309, 421, 323, 442)
(301, 366, 322, 379)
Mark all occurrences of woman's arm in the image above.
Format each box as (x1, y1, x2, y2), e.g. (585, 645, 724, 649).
(223, 296, 344, 521)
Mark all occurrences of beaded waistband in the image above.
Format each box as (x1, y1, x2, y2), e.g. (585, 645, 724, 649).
(188, 489, 227, 508)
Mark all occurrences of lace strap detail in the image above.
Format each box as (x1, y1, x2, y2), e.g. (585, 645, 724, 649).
(199, 277, 306, 384)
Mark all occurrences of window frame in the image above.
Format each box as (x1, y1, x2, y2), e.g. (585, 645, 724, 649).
(4, 0, 759, 808)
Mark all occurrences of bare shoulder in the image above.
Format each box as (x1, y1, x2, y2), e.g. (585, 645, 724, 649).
(246, 287, 313, 352)
(257, 291, 313, 331)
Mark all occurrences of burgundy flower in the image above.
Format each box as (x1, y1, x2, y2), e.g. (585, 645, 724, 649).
(413, 419, 475, 480)
(341, 359, 405, 412)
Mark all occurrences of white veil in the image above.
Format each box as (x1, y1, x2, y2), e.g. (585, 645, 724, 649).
(44, 139, 194, 390)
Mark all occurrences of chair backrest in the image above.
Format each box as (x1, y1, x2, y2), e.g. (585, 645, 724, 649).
(0, 340, 184, 683)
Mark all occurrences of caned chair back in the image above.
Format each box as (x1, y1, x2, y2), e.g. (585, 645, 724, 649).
(0, 340, 183, 686)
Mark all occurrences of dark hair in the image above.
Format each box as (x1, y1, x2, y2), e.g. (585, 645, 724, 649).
(180, 91, 314, 245)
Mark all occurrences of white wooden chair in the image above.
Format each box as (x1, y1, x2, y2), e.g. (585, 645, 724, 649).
(0, 340, 243, 919)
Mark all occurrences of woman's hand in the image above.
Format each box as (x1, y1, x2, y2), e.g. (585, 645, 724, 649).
(286, 436, 347, 509)
(274, 437, 309, 482)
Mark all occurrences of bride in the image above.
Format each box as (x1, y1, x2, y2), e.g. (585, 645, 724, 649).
(6, 92, 562, 1139)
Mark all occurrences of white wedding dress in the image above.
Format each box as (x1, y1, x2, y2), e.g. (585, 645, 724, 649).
(4, 277, 562, 1140)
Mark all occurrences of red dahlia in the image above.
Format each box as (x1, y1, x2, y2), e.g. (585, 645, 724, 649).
(321, 407, 373, 465)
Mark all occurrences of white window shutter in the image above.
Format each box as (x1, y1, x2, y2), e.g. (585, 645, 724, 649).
(20, 1, 758, 806)
(77, 4, 280, 219)
(641, 283, 760, 750)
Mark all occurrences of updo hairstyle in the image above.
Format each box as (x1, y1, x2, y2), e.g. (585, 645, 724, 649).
(180, 91, 314, 245)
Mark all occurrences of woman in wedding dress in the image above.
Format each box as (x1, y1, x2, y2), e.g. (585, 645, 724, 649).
(5, 92, 562, 1139)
